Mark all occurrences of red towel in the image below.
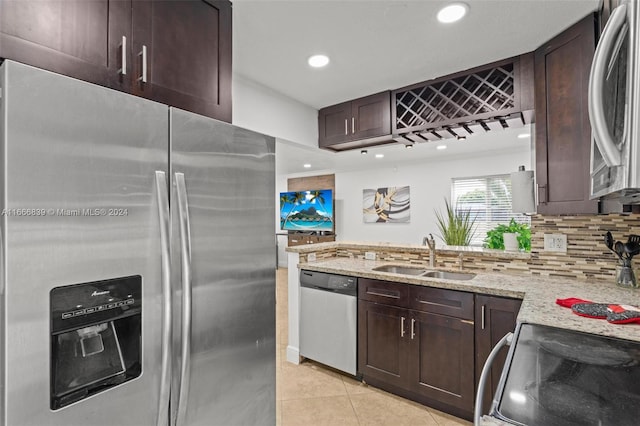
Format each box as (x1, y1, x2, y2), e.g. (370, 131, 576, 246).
(555, 297, 592, 308)
(555, 298, 640, 324)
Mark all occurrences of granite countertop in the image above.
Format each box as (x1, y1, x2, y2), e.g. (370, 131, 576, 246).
(298, 257, 640, 343)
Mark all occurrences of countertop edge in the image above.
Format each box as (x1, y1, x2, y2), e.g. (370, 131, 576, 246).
(295, 258, 640, 343)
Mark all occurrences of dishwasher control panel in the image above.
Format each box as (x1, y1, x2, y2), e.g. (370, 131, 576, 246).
(300, 270, 357, 295)
(328, 275, 357, 291)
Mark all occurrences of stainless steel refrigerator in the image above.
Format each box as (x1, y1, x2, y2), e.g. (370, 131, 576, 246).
(0, 60, 276, 425)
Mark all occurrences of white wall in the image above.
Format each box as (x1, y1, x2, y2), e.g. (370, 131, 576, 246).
(232, 73, 318, 147)
(233, 74, 320, 267)
(276, 147, 531, 247)
(334, 149, 531, 244)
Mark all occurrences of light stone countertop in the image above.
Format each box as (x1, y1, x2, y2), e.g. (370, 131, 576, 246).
(298, 257, 640, 343)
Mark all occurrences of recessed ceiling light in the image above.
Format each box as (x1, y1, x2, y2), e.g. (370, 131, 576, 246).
(436, 144, 447, 150)
(375, 153, 384, 158)
(456, 135, 467, 141)
(361, 149, 368, 155)
(303, 163, 311, 168)
(405, 144, 414, 149)
(308, 54, 330, 68)
(437, 3, 468, 24)
(518, 133, 531, 139)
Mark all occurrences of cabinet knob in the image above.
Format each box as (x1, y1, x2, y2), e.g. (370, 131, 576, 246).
(400, 316, 405, 337)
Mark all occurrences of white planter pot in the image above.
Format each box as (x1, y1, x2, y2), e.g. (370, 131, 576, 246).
(503, 233, 519, 251)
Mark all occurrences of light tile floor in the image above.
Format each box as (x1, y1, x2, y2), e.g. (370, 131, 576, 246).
(275, 268, 473, 426)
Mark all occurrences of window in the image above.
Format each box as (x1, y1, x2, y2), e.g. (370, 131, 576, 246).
(452, 174, 530, 246)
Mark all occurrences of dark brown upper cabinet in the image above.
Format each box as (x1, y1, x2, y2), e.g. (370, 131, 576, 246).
(0, 0, 232, 122)
(131, 0, 231, 122)
(392, 54, 534, 144)
(318, 91, 392, 151)
(0, 0, 130, 91)
(534, 14, 599, 214)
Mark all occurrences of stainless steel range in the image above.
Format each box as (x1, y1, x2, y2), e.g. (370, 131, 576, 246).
(477, 323, 640, 425)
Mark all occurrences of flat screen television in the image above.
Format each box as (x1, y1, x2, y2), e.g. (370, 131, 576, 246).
(279, 189, 334, 232)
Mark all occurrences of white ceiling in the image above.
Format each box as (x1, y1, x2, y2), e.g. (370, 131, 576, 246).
(233, 0, 601, 109)
(232, 0, 601, 175)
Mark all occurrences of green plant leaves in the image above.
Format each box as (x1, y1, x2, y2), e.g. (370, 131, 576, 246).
(434, 198, 476, 246)
(483, 218, 531, 251)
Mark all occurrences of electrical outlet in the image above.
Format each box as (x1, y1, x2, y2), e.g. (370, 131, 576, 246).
(307, 252, 317, 262)
(364, 251, 376, 261)
(544, 233, 567, 253)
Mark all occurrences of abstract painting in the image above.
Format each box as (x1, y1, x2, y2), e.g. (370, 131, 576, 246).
(363, 186, 410, 223)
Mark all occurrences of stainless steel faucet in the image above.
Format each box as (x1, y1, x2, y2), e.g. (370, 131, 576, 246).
(425, 233, 436, 267)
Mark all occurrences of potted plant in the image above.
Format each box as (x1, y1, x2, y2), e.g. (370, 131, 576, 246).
(484, 219, 531, 252)
(434, 198, 476, 246)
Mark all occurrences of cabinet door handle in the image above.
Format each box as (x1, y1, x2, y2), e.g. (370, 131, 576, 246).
(344, 119, 348, 135)
(138, 45, 148, 83)
(400, 317, 405, 337)
(537, 184, 547, 204)
(119, 35, 127, 76)
(481, 305, 486, 330)
(351, 117, 355, 133)
(410, 318, 415, 339)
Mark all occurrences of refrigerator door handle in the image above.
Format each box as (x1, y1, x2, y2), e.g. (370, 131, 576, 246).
(175, 172, 193, 426)
(154, 171, 172, 426)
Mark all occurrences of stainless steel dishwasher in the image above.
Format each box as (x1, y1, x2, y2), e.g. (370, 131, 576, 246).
(299, 270, 358, 375)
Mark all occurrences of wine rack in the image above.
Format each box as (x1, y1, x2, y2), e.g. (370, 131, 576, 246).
(392, 55, 533, 143)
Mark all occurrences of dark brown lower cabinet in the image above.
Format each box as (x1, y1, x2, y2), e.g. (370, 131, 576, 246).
(409, 311, 475, 413)
(358, 301, 411, 389)
(474, 295, 522, 415)
(358, 279, 476, 419)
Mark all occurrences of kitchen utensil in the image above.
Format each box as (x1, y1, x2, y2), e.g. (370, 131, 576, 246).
(623, 241, 640, 259)
(614, 241, 625, 261)
(605, 231, 614, 250)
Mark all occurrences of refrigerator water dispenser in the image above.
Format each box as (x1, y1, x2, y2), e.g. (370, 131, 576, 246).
(50, 276, 142, 410)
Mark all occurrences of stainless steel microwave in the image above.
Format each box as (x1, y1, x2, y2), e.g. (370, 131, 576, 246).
(589, 0, 640, 203)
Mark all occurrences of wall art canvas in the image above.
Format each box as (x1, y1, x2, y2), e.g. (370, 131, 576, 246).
(363, 186, 410, 223)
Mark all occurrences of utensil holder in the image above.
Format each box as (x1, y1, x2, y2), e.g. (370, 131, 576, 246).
(616, 265, 638, 288)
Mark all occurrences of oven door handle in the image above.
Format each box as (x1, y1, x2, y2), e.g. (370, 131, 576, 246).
(474, 332, 513, 426)
(588, 2, 628, 167)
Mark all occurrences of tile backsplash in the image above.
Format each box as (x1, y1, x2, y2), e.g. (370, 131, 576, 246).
(297, 213, 640, 282)
(526, 213, 640, 280)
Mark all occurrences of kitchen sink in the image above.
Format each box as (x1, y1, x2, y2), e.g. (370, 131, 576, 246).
(372, 265, 427, 275)
(422, 270, 476, 280)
